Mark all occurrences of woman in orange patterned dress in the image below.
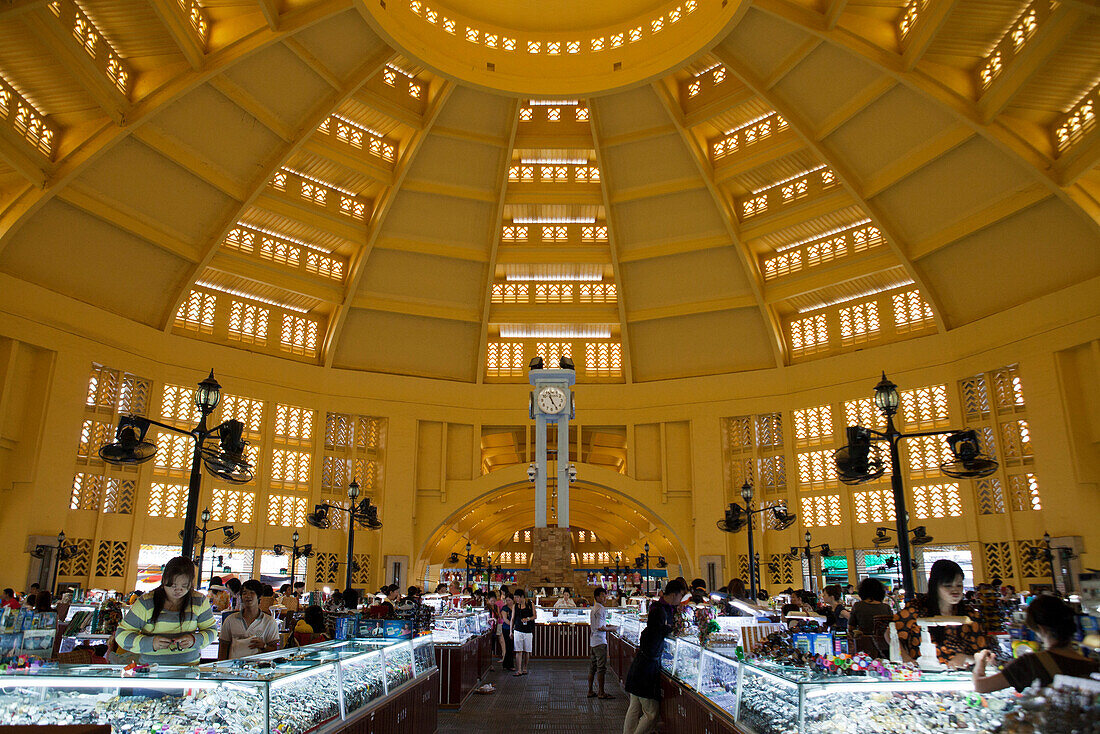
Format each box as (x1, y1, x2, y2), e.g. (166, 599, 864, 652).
(894, 559, 988, 669)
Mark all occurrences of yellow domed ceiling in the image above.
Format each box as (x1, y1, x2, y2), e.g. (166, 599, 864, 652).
(0, 0, 1097, 384)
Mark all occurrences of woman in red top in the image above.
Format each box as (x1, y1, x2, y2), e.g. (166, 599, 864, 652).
(894, 559, 987, 668)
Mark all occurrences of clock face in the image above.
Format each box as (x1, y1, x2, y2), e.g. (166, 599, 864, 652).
(536, 386, 567, 414)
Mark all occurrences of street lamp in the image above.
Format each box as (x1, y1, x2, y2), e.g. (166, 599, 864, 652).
(644, 542, 650, 595)
(98, 370, 253, 558)
(790, 531, 831, 595)
(273, 530, 313, 586)
(179, 507, 241, 587)
(306, 481, 382, 590)
(718, 482, 797, 601)
(29, 532, 77, 594)
(834, 372, 997, 600)
(464, 541, 473, 588)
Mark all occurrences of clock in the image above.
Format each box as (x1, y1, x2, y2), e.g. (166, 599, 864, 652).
(536, 386, 568, 414)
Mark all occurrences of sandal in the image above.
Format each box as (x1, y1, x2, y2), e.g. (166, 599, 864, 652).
(513, 672, 523, 677)
(598, 694, 616, 700)
(587, 692, 598, 698)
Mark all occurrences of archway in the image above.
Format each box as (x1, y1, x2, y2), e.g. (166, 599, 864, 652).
(412, 474, 693, 585)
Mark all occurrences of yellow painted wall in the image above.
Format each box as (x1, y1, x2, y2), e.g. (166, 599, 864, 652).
(0, 272, 1097, 594)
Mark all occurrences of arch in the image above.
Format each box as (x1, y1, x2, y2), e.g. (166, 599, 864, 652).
(412, 471, 693, 582)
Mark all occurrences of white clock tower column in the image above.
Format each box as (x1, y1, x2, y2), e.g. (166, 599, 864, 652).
(529, 367, 576, 528)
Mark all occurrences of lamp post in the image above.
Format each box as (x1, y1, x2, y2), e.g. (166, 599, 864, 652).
(306, 481, 382, 591)
(30, 532, 76, 594)
(186, 507, 240, 587)
(644, 542, 650, 595)
(273, 530, 312, 586)
(98, 370, 254, 559)
(791, 531, 831, 595)
(717, 482, 797, 601)
(835, 372, 997, 601)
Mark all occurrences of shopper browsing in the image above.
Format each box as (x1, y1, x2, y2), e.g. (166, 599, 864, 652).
(894, 559, 988, 669)
(973, 596, 1098, 692)
(587, 588, 616, 700)
(218, 579, 280, 660)
(821, 584, 849, 631)
(1, 588, 19, 610)
(554, 590, 577, 608)
(623, 579, 688, 734)
(512, 589, 535, 676)
(115, 556, 217, 665)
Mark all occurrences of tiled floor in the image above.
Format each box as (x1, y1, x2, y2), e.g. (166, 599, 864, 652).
(438, 659, 629, 733)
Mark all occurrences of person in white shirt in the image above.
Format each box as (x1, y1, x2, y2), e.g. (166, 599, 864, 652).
(587, 588, 616, 699)
(554, 590, 577, 608)
(218, 579, 281, 660)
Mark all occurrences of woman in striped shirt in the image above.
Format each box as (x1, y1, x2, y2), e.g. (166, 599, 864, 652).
(115, 556, 218, 665)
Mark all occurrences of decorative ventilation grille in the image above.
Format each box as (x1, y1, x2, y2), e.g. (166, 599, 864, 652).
(768, 554, 795, 585)
(800, 494, 841, 527)
(1008, 473, 1041, 511)
(738, 554, 750, 582)
(352, 554, 372, 585)
(1018, 539, 1051, 578)
(95, 540, 128, 577)
(102, 478, 135, 514)
(212, 488, 255, 523)
(912, 483, 963, 518)
(315, 552, 339, 585)
(70, 473, 102, 510)
(148, 483, 188, 518)
(982, 542, 1013, 583)
(975, 478, 1006, 515)
(58, 538, 93, 577)
(853, 489, 895, 523)
(268, 494, 307, 527)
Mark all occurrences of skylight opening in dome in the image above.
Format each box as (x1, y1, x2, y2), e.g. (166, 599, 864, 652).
(776, 219, 873, 253)
(797, 281, 915, 313)
(751, 164, 828, 195)
(725, 110, 783, 137)
(528, 99, 581, 106)
(504, 264, 603, 282)
(512, 216, 596, 223)
(498, 325, 614, 339)
(329, 113, 387, 141)
(235, 221, 334, 255)
(194, 281, 310, 314)
(280, 167, 358, 198)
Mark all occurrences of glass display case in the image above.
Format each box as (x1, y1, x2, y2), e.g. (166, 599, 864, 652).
(432, 613, 476, 644)
(535, 607, 590, 625)
(412, 635, 436, 676)
(639, 636, 1015, 734)
(612, 613, 641, 646)
(733, 660, 1014, 734)
(0, 637, 436, 734)
(698, 647, 740, 713)
(673, 637, 702, 686)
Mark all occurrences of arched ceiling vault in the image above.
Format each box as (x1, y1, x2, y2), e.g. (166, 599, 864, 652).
(416, 481, 686, 568)
(0, 0, 1096, 383)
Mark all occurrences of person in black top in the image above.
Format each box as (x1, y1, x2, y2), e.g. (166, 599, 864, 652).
(512, 589, 536, 676)
(623, 579, 687, 734)
(821, 584, 849, 631)
(379, 585, 398, 616)
(974, 595, 1098, 692)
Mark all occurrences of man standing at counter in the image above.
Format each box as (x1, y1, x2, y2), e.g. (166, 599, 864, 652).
(219, 579, 280, 660)
(587, 588, 616, 700)
(622, 579, 687, 734)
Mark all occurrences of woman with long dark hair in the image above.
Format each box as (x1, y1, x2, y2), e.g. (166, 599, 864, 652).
(115, 556, 217, 665)
(894, 559, 988, 669)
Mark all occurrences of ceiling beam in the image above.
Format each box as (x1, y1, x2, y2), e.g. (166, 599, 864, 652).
(401, 178, 497, 203)
(253, 190, 369, 243)
(257, 0, 280, 30)
(0, 0, 355, 259)
(354, 87, 425, 130)
(608, 177, 704, 205)
(322, 81, 455, 366)
(597, 124, 677, 149)
(626, 295, 758, 322)
(0, 125, 50, 188)
(712, 47, 950, 334)
(302, 135, 394, 186)
(649, 79, 785, 368)
(762, 250, 900, 304)
(374, 235, 489, 263)
(209, 75, 294, 141)
(132, 125, 248, 199)
(901, 0, 960, 71)
(682, 87, 755, 128)
(862, 126, 973, 197)
(23, 8, 130, 124)
(588, 100, 638, 384)
(616, 233, 730, 263)
(907, 184, 1050, 260)
(494, 245, 611, 265)
(162, 44, 399, 332)
(977, 6, 1084, 124)
(207, 250, 344, 303)
(283, 37, 341, 89)
(736, 187, 855, 241)
(350, 292, 481, 322)
(57, 182, 199, 261)
(1054, 126, 1100, 186)
(713, 134, 806, 184)
(824, 0, 848, 30)
(765, 37, 822, 89)
(147, 0, 206, 71)
(813, 77, 895, 140)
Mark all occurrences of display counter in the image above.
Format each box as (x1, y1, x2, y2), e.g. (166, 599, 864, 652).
(609, 631, 1016, 734)
(0, 636, 438, 734)
(434, 626, 494, 709)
